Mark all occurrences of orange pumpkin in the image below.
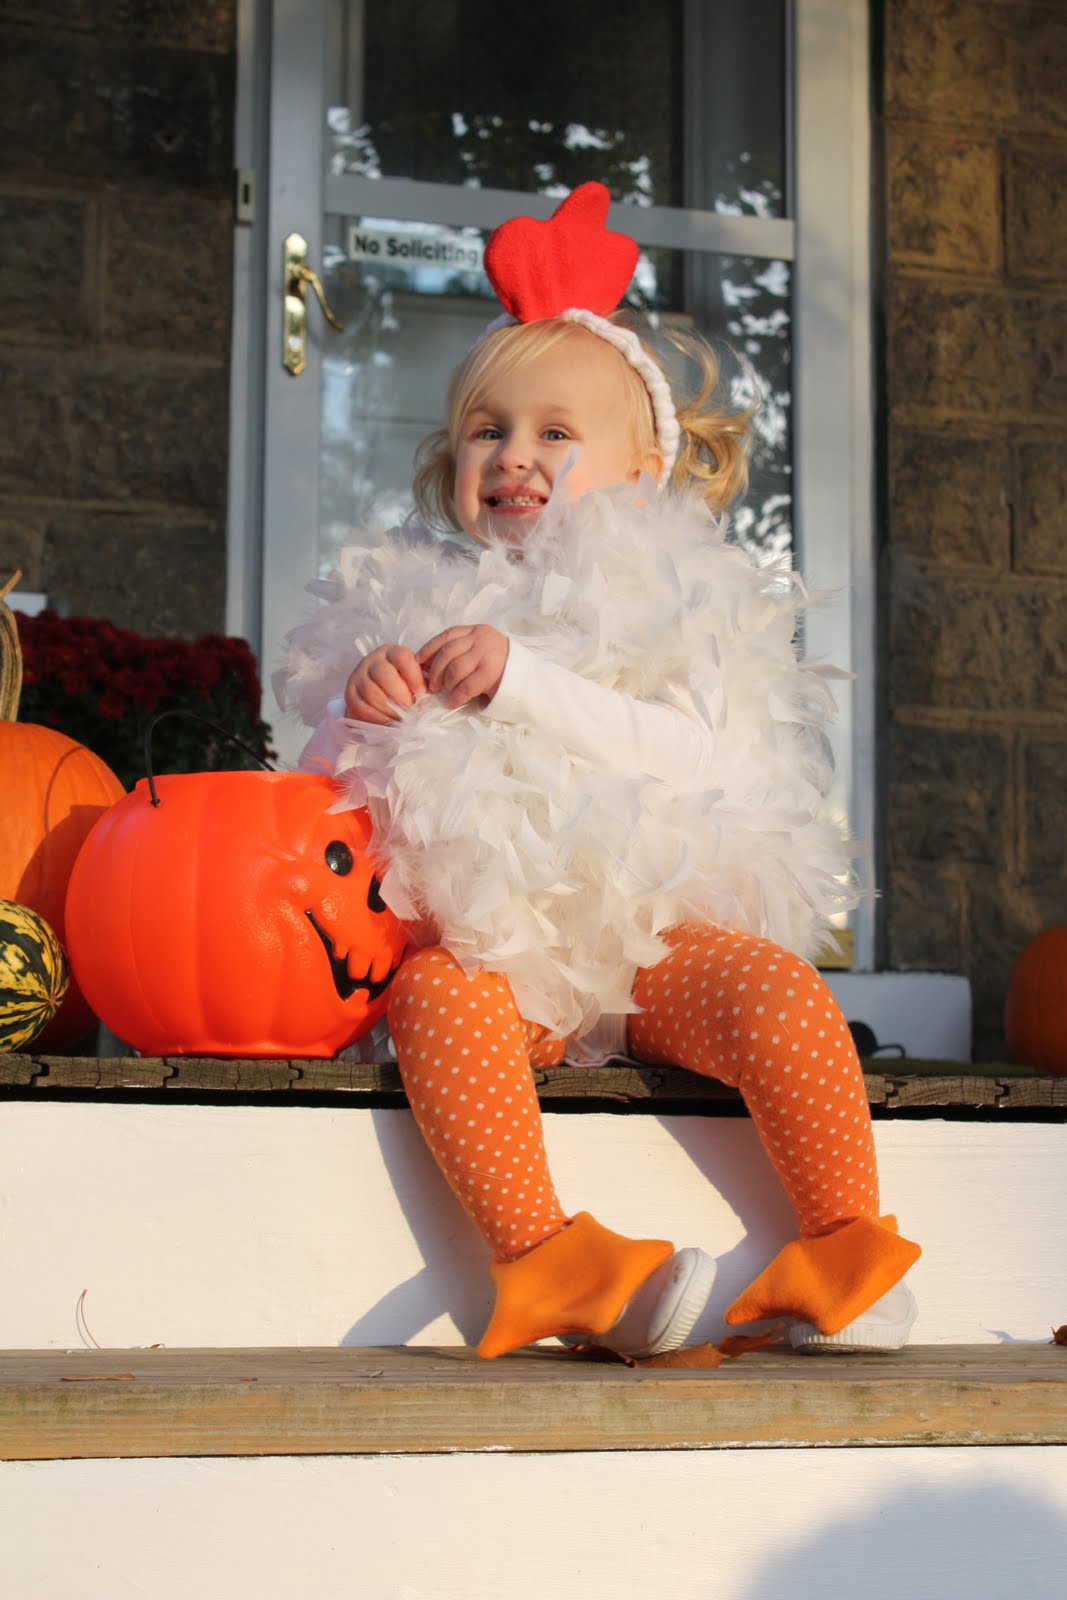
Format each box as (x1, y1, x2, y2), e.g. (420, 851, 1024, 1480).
(1005, 927, 1067, 1076)
(65, 771, 407, 1058)
(0, 573, 126, 1049)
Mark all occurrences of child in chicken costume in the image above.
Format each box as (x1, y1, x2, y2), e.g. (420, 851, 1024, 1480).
(279, 184, 920, 1359)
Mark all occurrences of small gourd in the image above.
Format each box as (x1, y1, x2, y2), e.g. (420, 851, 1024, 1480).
(0, 899, 69, 1053)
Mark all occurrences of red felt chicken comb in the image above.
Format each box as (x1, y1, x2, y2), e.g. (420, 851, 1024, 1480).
(480, 183, 680, 478)
(484, 182, 639, 321)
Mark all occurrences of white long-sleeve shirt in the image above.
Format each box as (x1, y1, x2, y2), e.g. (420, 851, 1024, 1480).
(299, 635, 715, 792)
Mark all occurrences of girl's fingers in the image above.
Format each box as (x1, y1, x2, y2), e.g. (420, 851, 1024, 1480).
(417, 627, 467, 667)
(445, 673, 486, 708)
(443, 650, 495, 707)
(417, 628, 505, 704)
(345, 664, 413, 723)
(344, 674, 395, 724)
(350, 683, 394, 721)
(388, 646, 426, 698)
(422, 636, 472, 695)
(347, 698, 394, 726)
(371, 659, 418, 708)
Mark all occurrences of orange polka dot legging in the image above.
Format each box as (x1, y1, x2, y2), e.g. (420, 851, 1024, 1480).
(387, 924, 878, 1263)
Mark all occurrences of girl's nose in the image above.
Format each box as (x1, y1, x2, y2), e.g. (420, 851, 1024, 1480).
(493, 435, 532, 472)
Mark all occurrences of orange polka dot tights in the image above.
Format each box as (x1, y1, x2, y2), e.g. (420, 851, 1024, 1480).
(388, 947, 570, 1261)
(387, 927, 878, 1263)
(629, 925, 879, 1240)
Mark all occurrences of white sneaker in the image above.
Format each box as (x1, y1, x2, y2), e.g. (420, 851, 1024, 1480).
(564, 1247, 717, 1359)
(789, 1279, 918, 1353)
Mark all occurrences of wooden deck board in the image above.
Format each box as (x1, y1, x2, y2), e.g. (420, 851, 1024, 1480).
(2, 1053, 1065, 1110)
(2, 1345, 1065, 1460)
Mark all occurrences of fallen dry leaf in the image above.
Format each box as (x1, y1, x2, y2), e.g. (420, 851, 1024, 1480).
(565, 1324, 787, 1369)
(639, 1342, 725, 1369)
(717, 1326, 787, 1359)
(641, 1326, 786, 1368)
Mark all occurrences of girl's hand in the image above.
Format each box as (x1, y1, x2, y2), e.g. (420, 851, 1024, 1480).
(418, 625, 509, 710)
(344, 644, 425, 724)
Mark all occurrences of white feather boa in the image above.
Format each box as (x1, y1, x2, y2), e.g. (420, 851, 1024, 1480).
(277, 486, 857, 1038)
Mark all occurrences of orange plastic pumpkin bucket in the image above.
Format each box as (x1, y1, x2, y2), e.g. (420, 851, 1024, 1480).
(66, 770, 407, 1058)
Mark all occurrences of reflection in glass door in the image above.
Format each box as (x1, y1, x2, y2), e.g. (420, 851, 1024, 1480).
(316, 0, 795, 580)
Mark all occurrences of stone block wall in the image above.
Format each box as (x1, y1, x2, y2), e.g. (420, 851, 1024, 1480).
(0, 1, 236, 636)
(881, 0, 1067, 1055)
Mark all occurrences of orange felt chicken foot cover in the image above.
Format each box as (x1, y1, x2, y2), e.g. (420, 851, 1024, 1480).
(478, 1212, 673, 1360)
(723, 1214, 921, 1336)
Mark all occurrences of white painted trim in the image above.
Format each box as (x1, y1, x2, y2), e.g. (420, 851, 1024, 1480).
(6, 1449, 1067, 1600)
(793, 0, 876, 967)
(258, 0, 332, 724)
(225, 0, 271, 647)
(323, 174, 796, 258)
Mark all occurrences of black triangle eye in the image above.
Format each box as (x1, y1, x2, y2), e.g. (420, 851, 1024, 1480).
(367, 874, 387, 913)
(325, 840, 354, 875)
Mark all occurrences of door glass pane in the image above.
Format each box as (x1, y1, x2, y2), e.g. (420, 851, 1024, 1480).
(334, 0, 685, 205)
(686, 254, 793, 561)
(329, 0, 786, 218)
(320, 0, 791, 572)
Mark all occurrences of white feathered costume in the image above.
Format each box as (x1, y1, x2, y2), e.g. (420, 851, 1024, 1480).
(277, 482, 856, 1045)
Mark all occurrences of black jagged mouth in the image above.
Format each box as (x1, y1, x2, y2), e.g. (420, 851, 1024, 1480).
(305, 909, 401, 1003)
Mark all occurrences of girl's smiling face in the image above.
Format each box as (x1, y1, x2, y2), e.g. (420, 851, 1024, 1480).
(452, 329, 661, 545)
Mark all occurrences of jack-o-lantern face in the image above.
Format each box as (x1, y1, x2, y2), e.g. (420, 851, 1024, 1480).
(305, 842, 394, 1004)
(66, 772, 407, 1058)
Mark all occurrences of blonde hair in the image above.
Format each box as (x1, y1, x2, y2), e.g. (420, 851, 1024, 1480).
(413, 315, 751, 531)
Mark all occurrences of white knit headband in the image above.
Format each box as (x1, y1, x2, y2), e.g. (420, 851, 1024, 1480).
(560, 310, 680, 481)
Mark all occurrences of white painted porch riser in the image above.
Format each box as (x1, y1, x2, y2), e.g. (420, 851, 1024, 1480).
(2, 1103, 1063, 1350)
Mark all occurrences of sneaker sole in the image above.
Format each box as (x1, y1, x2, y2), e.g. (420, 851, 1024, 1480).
(559, 1247, 717, 1359)
(639, 1246, 717, 1357)
(789, 1283, 918, 1354)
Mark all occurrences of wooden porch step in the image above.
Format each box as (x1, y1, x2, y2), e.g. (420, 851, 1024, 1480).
(3, 1053, 1066, 1111)
(3, 1344, 1065, 1461)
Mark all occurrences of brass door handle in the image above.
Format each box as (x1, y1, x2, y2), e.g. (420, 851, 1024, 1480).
(283, 233, 345, 376)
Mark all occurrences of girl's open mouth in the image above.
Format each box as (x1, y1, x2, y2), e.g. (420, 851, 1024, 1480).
(485, 494, 547, 510)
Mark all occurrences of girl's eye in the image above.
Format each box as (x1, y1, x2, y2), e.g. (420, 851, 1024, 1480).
(543, 428, 570, 442)
(475, 426, 501, 440)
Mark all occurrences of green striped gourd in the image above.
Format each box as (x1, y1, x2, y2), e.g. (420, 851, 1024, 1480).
(0, 899, 69, 1052)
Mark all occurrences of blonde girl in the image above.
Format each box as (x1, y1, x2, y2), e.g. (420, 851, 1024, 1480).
(281, 184, 919, 1360)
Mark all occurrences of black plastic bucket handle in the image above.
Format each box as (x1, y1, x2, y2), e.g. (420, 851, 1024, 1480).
(143, 710, 277, 808)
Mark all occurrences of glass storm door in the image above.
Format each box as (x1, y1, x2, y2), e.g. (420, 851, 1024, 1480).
(245, 0, 873, 965)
